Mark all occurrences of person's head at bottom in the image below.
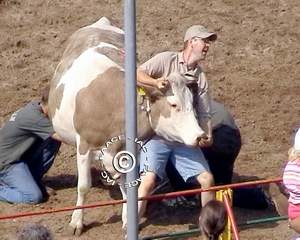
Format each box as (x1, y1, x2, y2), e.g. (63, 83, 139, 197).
(17, 223, 52, 240)
(199, 200, 227, 240)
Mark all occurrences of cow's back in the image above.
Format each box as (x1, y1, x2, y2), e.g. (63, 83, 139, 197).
(49, 17, 125, 146)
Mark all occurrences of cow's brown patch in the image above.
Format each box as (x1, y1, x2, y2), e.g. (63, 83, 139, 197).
(73, 66, 170, 149)
(73, 66, 125, 148)
(149, 97, 171, 127)
(136, 85, 172, 120)
(158, 99, 171, 118)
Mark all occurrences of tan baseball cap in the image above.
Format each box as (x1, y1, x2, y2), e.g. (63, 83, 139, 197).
(184, 25, 217, 42)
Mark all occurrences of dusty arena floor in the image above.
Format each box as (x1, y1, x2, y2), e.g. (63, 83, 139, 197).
(0, 0, 300, 239)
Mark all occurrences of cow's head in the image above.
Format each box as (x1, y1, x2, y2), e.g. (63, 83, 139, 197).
(145, 72, 206, 146)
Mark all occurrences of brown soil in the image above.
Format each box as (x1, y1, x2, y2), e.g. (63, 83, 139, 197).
(0, 0, 299, 239)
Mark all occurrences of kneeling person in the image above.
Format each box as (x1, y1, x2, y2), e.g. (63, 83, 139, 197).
(0, 87, 62, 204)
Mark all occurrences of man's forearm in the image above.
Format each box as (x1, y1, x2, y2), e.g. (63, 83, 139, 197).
(137, 69, 157, 87)
(199, 117, 212, 137)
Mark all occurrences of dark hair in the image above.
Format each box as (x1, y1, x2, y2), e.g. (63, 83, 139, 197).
(41, 86, 50, 105)
(17, 223, 53, 240)
(199, 200, 227, 240)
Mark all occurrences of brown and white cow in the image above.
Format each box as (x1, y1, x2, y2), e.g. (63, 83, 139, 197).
(48, 17, 205, 235)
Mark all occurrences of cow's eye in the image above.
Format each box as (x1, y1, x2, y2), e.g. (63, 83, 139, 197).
(171, 103, 177, 108)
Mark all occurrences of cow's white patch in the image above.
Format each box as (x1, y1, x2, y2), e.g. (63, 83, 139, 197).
(57, 45, 122, 88)
(155, 112, 205, 146)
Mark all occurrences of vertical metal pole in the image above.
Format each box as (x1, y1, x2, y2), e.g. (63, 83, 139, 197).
(124, 1, 138, 240)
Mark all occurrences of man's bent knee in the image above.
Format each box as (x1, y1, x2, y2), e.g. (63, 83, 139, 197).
(23, 190, 44, 204)
(197, 172, 214, 188)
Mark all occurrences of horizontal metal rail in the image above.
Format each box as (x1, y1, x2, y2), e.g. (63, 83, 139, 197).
(0, 177, 282, 221)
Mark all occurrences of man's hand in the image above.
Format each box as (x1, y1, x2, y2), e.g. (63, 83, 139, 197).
(156, 77, 169, 90)
(199, 135, 213, 148)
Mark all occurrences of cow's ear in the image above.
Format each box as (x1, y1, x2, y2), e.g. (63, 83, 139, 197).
(148, 87, 173, 101)
(149, 90, 165, 102)
(164, 87, 174, 97)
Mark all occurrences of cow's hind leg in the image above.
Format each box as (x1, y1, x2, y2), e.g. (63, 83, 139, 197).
(69, 137, 92, 236)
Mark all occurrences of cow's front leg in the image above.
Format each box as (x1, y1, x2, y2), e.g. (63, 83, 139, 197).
(119, 175, 127, 230)
(69, 142, 92, 236)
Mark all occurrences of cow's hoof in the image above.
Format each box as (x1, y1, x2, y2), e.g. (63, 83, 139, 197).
(67, 225, 83, 236)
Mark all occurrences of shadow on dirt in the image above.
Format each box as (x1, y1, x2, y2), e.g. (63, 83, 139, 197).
(43, 167, 117, 190)
(231, 174, 288, 232)
(144, 201, 200, 227)
(43, 174, 77, 189)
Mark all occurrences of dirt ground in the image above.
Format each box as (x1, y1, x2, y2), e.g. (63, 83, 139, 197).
(0, 0, 299, 239)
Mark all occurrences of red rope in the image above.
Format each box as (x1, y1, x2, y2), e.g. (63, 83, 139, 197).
(140, 177, 282, 202)
(0, 199, 125, 220)
(0, 177, 282, 221)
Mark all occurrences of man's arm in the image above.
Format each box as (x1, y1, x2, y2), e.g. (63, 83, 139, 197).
(198, 118, 213, 147)
(137, 69, 168, 90)
(137, 52, 171, 90)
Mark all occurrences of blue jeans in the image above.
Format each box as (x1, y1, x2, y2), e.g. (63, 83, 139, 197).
(0, 137, 60, 204)
(140, 136, 210, 182)
(167, 125, 241, 188)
